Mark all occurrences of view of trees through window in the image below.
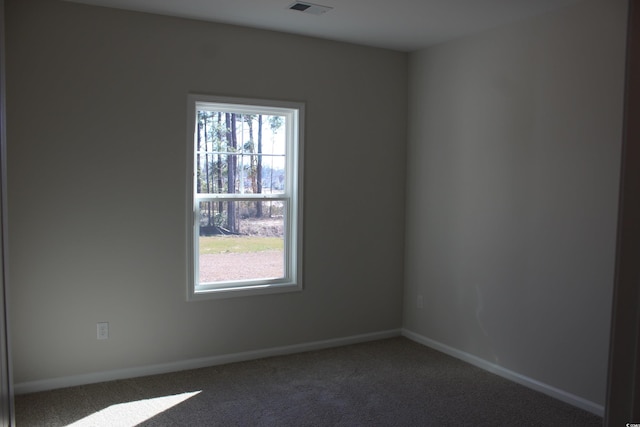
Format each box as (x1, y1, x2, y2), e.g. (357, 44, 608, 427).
(195, 110, 287, 283)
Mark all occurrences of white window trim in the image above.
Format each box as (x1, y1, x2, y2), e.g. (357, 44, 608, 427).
(186, 94, 304, 301)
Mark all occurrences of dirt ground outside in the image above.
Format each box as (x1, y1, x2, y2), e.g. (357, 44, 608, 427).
(199, 251, 284, 282)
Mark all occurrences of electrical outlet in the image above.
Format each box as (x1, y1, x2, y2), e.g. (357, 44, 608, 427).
(97, 322, 109, 340)
(417, 295, 424, 309)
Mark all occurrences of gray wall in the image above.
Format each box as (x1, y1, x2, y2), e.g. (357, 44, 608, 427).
(404, 0, 627, 406)
(5, 0, 407, 384)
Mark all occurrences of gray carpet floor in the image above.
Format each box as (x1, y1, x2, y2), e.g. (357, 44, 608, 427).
(15, 337, 603, 426)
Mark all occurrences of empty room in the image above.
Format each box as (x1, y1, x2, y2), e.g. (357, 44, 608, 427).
(2, 0, 637, 425)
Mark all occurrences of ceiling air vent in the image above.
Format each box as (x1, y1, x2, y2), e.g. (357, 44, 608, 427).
(288, 2, 333, 15)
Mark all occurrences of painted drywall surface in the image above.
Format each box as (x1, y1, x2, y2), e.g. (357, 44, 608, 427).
(5, 0, 407, 383)
(404, 0, 626, 406)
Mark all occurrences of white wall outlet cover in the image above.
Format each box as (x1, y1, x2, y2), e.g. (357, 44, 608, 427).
(97, 322, 109, 340)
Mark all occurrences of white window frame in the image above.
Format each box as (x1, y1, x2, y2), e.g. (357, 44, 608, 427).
(186, 94, 304, 300)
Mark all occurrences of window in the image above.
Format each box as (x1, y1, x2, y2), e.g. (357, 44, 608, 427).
(187, 95, 304, 300)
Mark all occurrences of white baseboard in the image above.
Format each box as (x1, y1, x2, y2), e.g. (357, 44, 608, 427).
(15, 328, 605, 417)
(401, 329, 604, 417)
(14, 329, 402, 395)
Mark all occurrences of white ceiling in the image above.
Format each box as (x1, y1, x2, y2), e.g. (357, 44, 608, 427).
(65, 0, 583, 52)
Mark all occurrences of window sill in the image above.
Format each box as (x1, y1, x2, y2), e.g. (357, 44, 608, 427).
(188, 281, 302, 301)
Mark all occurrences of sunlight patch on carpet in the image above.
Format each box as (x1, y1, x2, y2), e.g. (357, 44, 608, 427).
(67, 391, 201, 426)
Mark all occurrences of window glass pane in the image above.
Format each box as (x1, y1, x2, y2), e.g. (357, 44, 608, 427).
(196, 153, 287, 195)
(196, 152, 236, 195)
(239, 154, 258, 194)
(198, 200, 286, 283)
